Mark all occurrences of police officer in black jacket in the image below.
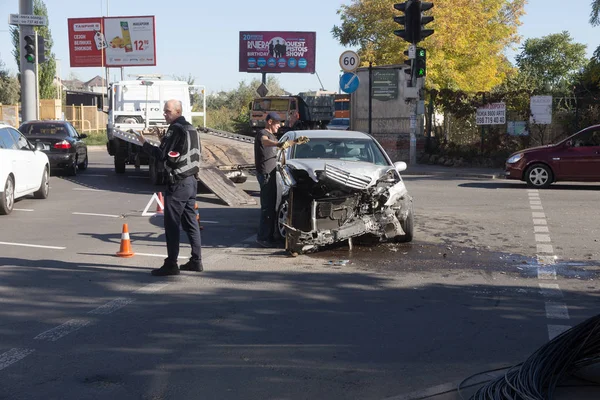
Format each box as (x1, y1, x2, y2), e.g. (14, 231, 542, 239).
(138, 99, 203, 276)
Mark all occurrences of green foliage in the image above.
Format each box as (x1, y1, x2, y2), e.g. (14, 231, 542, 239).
(10, 0, 57, 99)
(82, 130, 107, 146)
(205, 76, 286, 134)
(0, 59, 20, 104)
(515, 31, 587, 94)
(332, 0, 526, 93)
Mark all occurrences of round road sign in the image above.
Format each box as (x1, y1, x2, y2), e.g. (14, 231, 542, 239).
(339, 50, 360, 73)
(339, 72, 359, 94)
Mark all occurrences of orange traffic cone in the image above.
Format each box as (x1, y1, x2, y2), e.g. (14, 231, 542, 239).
(116, 223, 135, 258)
(156, 192, 164, 214)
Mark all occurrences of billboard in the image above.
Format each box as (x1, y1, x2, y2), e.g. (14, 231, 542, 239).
(68, 16, 156, 68)
(239, 31, 316, 74)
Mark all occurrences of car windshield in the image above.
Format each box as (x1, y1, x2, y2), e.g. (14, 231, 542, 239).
(19, 123, 67, 136)
(292, 138, 388, 165)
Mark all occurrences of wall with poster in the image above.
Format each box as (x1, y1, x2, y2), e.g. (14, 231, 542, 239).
(239, 31, 316, 74)
(68, 16, 156, 68)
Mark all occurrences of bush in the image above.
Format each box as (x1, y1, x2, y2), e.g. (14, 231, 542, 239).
(82, 130, 107, 146)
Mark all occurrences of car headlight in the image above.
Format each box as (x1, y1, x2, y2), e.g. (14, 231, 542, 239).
(507, 153, 523, 164)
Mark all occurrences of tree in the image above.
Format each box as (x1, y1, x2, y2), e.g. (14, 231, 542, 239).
(514, 31, 587, 94)
(10, 0, 57, 99)
(0, 59, 20, 104)
(332, 0, 526, 93)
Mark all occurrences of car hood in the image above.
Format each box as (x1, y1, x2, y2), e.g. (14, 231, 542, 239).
(286, 159, 394, 186)
(510, 143, 560, 157)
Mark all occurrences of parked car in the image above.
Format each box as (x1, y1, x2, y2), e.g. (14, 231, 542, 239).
(0, 123, 50, 215)
(18, 120, 88, 176)
(505, 124, 600, 188)
(326, 118, 350, 130)
(275, 129, 414, 255)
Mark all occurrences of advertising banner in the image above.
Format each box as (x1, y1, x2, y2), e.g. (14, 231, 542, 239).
(239, 31, 316, 74)
(476, 102, 506, 125)
(68, 16, 156, 68)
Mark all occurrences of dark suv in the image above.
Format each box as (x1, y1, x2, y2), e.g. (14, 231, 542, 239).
(505, 124, 600, 188)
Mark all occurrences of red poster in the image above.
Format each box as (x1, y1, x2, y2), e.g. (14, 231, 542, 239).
(68, 18, 104, 67)
(239, 31, 316, 74)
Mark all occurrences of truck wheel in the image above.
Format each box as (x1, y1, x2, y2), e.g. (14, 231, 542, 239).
(114, 154, 126, 174)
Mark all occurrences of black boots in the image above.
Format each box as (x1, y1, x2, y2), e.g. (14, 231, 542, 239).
(180, 259, 203, 272)
(151, 259, 180, 276)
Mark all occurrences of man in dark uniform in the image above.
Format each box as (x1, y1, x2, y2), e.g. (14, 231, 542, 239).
(138, 99, 203, 276)
(254, 112, 296, 248)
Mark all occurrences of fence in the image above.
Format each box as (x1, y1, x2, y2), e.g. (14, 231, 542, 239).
(64, 105, 108, 132)
(0, 104, 19, 127)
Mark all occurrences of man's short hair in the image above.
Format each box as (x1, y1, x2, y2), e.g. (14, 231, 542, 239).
(266, 112, 282, 122)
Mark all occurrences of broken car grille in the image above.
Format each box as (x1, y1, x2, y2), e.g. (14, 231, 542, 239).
(324, 163, 372, 190)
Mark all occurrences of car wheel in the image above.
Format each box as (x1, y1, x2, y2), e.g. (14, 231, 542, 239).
(395, 208, 414, 243)
(526, 164, 553, 189)
(0, 176, 15, 215)
(274, 196, 289, 242)
(67, 156, 78, 176)
(33, 167, 50, 199)
(78, 152, 88, 171)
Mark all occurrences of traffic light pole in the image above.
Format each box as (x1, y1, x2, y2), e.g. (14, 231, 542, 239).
(20, 0, 36, 123)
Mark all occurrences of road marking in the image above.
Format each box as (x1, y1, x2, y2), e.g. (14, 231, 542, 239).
(537, 244, 554, 253)
(532, 212, 546, 218)
(535, 234, 551, 242)
(545, 302, 570, 320)
(89, 298, 135, 315)
(72, 212, 121, 218)
(533, 218, 547, 225)
(34, 319, 90, 342)
(534, 226, 549, 233)
(539, 283, 563, 298)
(136, 283, 170, 293)
(13, 208, 34, 212)
(538, 267, 557, 280)
(0, 348, 35, 371)
(0, 241, 66, 250)
(548, 324, 571, 340)
(135, 252, 187, 259)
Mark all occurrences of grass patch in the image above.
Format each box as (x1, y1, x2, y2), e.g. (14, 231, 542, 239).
(82, 130, 108, 146)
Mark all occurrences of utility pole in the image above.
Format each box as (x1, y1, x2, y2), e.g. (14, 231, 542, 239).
(19, 0, 36, 122)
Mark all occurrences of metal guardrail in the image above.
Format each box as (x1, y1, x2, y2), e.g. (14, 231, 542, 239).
(198, 126, 255, 144)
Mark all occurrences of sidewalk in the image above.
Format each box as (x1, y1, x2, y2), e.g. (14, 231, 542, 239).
(404, 163, 505, 180)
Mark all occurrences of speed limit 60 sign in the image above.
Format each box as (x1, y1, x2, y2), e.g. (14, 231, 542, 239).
(339, 50, 360, 72)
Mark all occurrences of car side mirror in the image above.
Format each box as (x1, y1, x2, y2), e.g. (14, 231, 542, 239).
(565, 140, 573, 147)
(394, 161, 407, 172)
(79, 133, 88, 139)
(34, 142, 45, 151)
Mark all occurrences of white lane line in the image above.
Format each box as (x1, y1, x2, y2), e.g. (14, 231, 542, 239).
(34, 319, 90, 342)
(530, 205, 544, 210)
(0, 348, 35, 371)
(0, 241, 66, 250)
(537, 244, 554, 253)
(532, 212, 546, 218)
(538, 267, 557, 280)
(533, 219, 547, 225)
(135, 252, 187, 259)
(72, 212, 121, 218)
(535, 234, 552, 242)
(530, 200, 542, 205)
(136, 283, 170, 293)
(13, 208, 34, 212)
(89, 298, 135, 315)
(545, 302, 570, 320)
(537, 255, 556, 265)
(548, 325, 571, 340)
(534, 226, 549, 233)
(539, 283, 563, 298)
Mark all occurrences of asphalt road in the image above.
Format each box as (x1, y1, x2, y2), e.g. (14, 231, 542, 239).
(0, 147, 598, 400)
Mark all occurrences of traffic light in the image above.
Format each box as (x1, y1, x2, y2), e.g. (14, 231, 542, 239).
(24, 35, 36, 63)
(393, 1, 416, 44)
(37, 35, 46, 63)
(403, 49, 414, 86)
(416, 48, 427, 77)
(416, 2, 435, 42)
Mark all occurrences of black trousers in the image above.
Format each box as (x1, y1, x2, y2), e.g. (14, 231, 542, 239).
(164, 175, 202, 263)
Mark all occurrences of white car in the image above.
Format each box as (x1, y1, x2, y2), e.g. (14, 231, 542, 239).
(326, 118, 350, 130)
(0, 123, 50, 215)
(275, 129, 414, 255)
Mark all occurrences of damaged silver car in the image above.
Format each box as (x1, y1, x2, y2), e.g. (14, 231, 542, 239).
(275, 130, 414, 255)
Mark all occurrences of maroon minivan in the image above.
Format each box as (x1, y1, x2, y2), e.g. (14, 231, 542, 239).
(505, 124, 600, 188)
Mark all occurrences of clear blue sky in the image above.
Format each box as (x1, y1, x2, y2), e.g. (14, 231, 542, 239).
(0, 0, 598, 95)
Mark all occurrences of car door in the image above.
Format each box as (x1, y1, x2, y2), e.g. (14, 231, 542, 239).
(558, 127, 600, 180)
(66, 123, 86, 162)
(0, 127, 31, 195)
